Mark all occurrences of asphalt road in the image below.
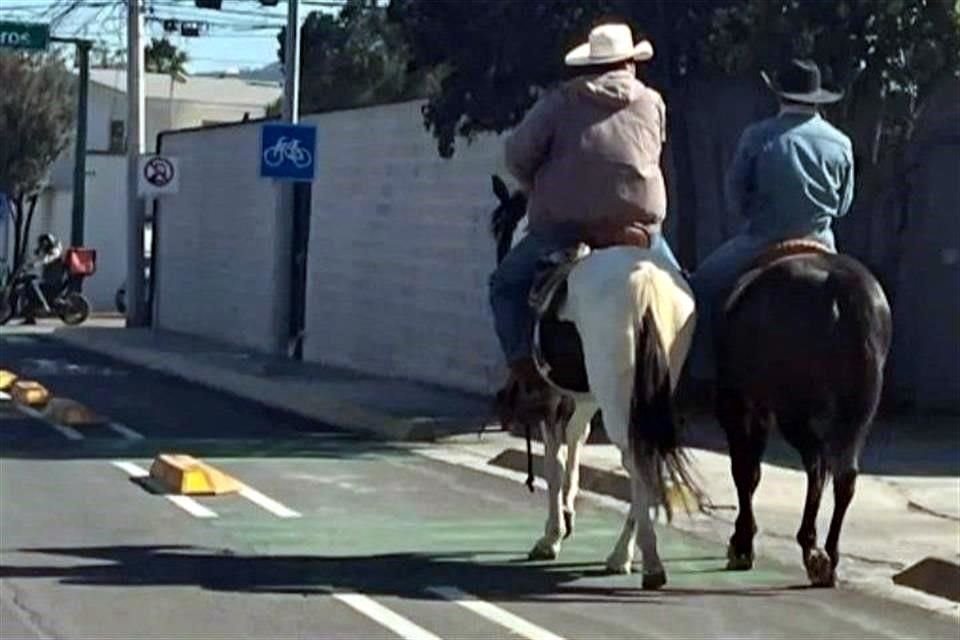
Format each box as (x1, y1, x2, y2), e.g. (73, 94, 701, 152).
(1, 335, 956, 639)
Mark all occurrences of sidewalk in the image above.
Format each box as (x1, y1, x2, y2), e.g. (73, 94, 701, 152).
(50, 326, 494, 442)
(48, 325, 960, 610)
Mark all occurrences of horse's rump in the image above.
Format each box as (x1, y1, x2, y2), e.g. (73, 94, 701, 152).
(564, 249, 701, 516)
(720, 252, 892, 411)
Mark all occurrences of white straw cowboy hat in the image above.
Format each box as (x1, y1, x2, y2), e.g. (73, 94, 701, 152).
(564, 23, 654, 67)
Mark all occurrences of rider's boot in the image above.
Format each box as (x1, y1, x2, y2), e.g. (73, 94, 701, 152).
(497, 357, 551, 435)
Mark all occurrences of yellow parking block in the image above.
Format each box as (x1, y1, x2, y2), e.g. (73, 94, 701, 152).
(11, 380, 51, 408)
(44, 398, 107, 426)
(149, 454, 243, 496)
(0, 370, 17, 392)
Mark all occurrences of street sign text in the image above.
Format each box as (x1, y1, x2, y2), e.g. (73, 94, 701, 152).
(0, 22, 50, 51)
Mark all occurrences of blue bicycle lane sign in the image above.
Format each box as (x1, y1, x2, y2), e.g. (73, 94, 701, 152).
(260, 123, 317, 181)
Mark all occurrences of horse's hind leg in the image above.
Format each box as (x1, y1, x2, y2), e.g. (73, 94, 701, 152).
(824, 368, 881, 583)
(561, 403, 595, 539)
(778, 408, 831, 586)
(605, 450, 639, 575)
(605, 450, 666, 589)
(719, 387, 769, 570)
(529, 417, 566, 561)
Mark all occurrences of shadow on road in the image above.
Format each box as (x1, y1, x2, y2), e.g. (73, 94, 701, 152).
(1, 545, 797, 604)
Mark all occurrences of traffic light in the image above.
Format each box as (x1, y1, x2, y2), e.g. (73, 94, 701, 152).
(194, 0, 222, 9)
(180, 21, 203, 36)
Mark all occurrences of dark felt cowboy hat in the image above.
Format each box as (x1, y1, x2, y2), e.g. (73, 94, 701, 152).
(761, 58, 843, 105)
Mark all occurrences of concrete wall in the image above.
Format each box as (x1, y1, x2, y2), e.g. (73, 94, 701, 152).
(301, 102, 508, 394)
(144, 91, 960, 407)
(153, 124, 285, 354)
(82, 155, 129, 310)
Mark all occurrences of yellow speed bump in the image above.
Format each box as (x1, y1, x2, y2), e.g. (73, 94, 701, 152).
(11, 380, 51, 408)
(44, 398, 107, 426)
(149, 454, 243, 495)
(0, 370, 17, 392)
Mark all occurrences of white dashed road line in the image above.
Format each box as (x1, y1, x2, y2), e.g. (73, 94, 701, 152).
(427, 586, 565, 640)
(16, 404, 84, 441)
(332, 592, 444, 640)
(107, 422, 146, 441)
(238, 485, 301, 518)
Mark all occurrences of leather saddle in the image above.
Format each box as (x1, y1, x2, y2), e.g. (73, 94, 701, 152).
(750, 239, 833, 270)
(529, 243, 592, 394)
(526, 224, 658, 395)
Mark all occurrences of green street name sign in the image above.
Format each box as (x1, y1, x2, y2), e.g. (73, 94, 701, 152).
(0, 22, 50, 51)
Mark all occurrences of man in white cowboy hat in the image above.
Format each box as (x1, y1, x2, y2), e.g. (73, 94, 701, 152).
(687, 57, 855, 383)
(490, 22, 682, 399)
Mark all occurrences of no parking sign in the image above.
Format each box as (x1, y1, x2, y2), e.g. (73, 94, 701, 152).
(138, 155, 180, 197)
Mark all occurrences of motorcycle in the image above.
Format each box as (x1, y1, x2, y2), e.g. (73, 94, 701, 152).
(0, 248, 96, 327)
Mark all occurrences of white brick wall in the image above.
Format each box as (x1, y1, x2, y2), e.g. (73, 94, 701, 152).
(302, 102, 511, 394)
(154, 124, 285, 354)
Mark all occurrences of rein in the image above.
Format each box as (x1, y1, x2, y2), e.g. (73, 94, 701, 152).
(525, 421, 535, 492)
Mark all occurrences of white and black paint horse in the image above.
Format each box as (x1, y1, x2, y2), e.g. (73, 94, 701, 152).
(489, 175, 702, 589)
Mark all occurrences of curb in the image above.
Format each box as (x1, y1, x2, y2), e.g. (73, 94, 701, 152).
(49, 331, 465, 443)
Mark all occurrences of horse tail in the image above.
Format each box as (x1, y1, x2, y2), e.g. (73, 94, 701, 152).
(628, 286, 703, 523)
(826, 261, 893, 437)
(828, 264, 892, 370)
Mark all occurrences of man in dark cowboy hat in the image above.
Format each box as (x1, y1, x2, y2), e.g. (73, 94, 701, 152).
(687, 58, 855, 382)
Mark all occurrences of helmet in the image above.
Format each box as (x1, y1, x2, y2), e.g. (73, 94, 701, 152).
(36, 234, 56, 253)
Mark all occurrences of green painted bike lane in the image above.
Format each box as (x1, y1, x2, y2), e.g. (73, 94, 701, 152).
(177, 445, 951, 640)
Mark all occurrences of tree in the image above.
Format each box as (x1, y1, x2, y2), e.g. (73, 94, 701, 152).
(146, 38, 190, 127)
(279, 0, 434, 114)
(390, 0, 960, 160)
(698, 0, 960, 166)
(145, 38, 189, 80)
(0, 52, 75, 274)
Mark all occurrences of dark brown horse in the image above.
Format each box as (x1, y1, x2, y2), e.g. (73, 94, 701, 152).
(716, 249, 892, 586)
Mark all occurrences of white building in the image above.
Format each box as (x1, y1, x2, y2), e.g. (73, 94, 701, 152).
(82, 69, 283, 153)
(3, 70, 282, 312)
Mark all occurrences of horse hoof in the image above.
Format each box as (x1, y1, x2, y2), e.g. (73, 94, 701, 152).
(642, 570, 667, 591)
(528, 539, 560, 561)
(726, 544, 754, 571)
(562, 510, 575, 540)
(605, 557, 632, 575)
(805, 549, 835, 587)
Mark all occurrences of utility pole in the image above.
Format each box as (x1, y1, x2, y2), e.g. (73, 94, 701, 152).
(71, 40, 91, 249)
(278, 0, 303, 356)
(282, 0, 300, 123)
(125, 0, 147, 326)
(50, 36, 92, 252)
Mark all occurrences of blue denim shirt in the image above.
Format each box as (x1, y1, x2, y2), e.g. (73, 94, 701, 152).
(725, 111, 854, 242)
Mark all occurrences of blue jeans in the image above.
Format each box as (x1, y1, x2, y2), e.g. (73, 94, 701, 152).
(489, 230, 682, 365)
(687, 229, 836, 381)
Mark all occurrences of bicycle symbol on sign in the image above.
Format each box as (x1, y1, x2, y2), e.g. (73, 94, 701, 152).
(262, 136, 313, 169)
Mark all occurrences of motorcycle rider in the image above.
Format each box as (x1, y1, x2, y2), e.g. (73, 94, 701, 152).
(22, 233, 65, 324)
